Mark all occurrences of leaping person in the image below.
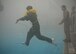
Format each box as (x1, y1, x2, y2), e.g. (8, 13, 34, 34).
(16, 6, 56, 46)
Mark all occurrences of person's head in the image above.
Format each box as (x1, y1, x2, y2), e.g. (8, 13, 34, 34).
(26, 6, 33, 11)
(72, 6, 75, 11)
(61, 5, 66, 11)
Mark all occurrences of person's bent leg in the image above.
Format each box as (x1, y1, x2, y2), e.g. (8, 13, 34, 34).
(25, 30, 34, 46)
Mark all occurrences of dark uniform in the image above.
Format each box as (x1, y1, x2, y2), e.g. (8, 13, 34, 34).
(16, 8, 53, 46)
(60, 9, 71, 42)
(63, 10, 70, 42)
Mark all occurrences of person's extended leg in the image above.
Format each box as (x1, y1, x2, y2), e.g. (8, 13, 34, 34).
(35, 31, 53, 44)
(25, 28, 34, 46)
(36, 34, 53, 43)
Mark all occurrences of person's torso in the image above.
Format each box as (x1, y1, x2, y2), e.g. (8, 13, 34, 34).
(63, 10, 70, 25)
(26, 9, 40, 28)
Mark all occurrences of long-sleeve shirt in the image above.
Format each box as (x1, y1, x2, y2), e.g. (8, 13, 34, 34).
(61, 10, 70, 27)
(19, 9, 40, 30)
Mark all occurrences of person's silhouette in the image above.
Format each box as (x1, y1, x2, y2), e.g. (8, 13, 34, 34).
(59, 5, 71, 42)
(16, 6, 55, 46)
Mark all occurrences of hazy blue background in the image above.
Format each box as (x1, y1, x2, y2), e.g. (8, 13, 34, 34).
(0, 0, 76, 54)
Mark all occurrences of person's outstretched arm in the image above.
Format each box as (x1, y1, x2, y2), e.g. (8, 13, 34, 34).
(16, 14, 29, 24)
(59, 18, 65, 25)
(16, 16, 26, 23)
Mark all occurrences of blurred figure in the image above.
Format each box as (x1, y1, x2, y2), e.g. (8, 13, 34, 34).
(0, 0, 3, 11)
(71, 6, 76, 32)
(70, 6, 76, 53)
(59, 5, 71, 42)
(16, 6, 55, 46)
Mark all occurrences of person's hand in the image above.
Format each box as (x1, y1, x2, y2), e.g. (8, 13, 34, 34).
(16, 19, 19, 24)
(59, 22, 62, 25)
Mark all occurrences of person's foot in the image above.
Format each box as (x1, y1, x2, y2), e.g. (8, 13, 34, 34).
(22, 42, 26, 45)
(22, 42, 29, 46)
(51, 38, 57, 46)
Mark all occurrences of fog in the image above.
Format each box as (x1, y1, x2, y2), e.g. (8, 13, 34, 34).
(1, 0, 76, 41)
(1, 0, 76, 29)
(0, 0, 76, 54)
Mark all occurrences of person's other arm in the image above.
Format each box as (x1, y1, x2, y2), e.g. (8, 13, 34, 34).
(16, 13, 28, 23)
